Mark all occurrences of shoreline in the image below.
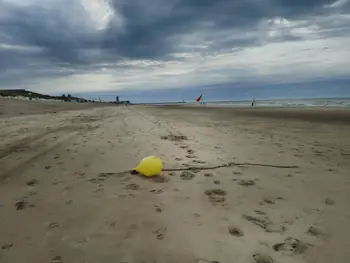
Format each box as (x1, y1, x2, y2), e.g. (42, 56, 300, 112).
(2, 97, 350, 124)
(133, 96, 350, 108)
(152, 104, 350, 125)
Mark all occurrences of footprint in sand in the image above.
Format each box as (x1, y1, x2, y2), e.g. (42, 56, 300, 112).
(262, 197, 275, 204)
(149, 189, 163, 194)
(161, 134, 187, 142)
(254, 210, 267, 215)
(228, 225, 244, 237)
(252, 253, 274, 263)
(109, 221, 117, 227)
(28, 190, 37, 197)
(242, 214, 286, 233)
(50, 256, 63, 263)
(153, 228, 167, 240)
(187, 149, 195, 154)
(237, 179, 256, 186)
(193, 160, 206, 164)
(26, 179, 38, 186)
(15, 200, 35, 210)
(88, 178, 104, 184)
(180, 171, 195, 180)
(324, 197, 335, 205)
(152, 176, 168, 183)
(213, 180, 220, 185)
(154, 205, 162, 213)
(1, 243, 13, 250)
(204, 173, 213, 177)
(273, 237, 310, 254)
(205, 188, 227, 203)
(124, 224, 139, 238)
(193, 213, 201, 218)
(306, 226, 327, 238)
(196, 259, 219, 263)
(205, 189, 226, 196)
(193, 213, 202, 226)
(124, 183, 140, 190)
(186, 155, 197, 159)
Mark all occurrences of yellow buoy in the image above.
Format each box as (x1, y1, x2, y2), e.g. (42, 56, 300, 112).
(133, 156, 163, 177)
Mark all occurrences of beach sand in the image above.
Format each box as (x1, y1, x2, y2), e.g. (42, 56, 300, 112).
(0, 97, 112, 118)
(1, 100, 350, 263)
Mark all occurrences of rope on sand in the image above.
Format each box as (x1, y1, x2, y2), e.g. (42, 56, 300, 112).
(101, 162, 299, 177)
(161, 162, 299, 172)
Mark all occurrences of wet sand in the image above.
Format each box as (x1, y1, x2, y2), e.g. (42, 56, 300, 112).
(1, 101, 350, 263)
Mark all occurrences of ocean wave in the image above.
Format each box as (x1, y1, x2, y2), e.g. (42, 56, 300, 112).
(205, 98, 350, 108)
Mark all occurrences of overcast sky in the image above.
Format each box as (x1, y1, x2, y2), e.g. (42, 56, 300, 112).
(1, 0, 350, 95)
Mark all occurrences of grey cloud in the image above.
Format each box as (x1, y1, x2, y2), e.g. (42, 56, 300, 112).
(0, 0, 349, 89)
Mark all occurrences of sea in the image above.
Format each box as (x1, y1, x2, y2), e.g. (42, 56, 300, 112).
(197, 98, 350, 108)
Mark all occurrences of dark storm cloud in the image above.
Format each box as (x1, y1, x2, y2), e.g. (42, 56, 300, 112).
(104, 0, 335, 58)
(0, 1, 101, 64)
(0, 0, 349, 87)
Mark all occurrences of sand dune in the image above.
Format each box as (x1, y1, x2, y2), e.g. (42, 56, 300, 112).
(0, 101, 350, 263)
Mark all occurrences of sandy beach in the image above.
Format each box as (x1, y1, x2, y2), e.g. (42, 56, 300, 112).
(1, 99, 350, 263)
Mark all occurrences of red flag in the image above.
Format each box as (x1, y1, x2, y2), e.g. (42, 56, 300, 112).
(196, 94, 202, 102)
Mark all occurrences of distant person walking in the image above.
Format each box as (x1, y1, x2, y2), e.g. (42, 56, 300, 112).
(251, 98, 256, 107)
